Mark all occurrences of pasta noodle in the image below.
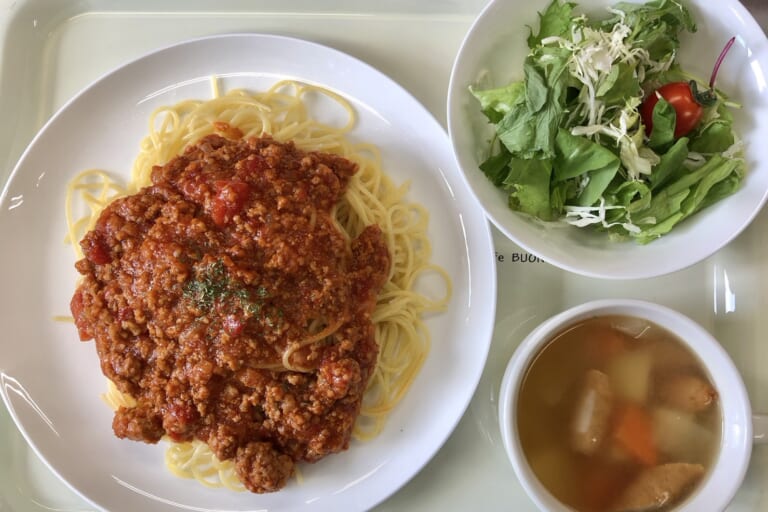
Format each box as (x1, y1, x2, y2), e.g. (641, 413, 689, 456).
(69, 79, 451, 489)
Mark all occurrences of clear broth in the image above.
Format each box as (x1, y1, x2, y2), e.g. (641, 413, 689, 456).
(516, 315, 721, 512)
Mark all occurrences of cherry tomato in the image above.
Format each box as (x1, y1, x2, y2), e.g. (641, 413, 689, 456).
(640, 36, 736, 140)
(640, 82, 703, 139)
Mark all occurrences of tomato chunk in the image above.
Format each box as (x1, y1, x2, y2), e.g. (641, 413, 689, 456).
(81, 233, 111, 265)
(223, 314, 245, 336)
(211, 180, 251, 226)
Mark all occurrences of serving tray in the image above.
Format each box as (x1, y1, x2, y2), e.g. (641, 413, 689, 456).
(0, 0, 766, 510)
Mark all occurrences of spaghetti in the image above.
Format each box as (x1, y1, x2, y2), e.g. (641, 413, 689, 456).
(68, 79, 451, 491)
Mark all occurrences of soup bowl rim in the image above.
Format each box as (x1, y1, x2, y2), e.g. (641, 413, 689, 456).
(498, 298, 753, 512)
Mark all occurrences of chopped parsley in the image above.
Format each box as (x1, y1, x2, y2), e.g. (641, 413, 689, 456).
(183, 260, 270, 318)
(184, 260, 228, 309)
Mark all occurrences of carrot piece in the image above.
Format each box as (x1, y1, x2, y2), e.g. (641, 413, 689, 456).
(612, 403, 658, 466)
(585, 327, 629, 365)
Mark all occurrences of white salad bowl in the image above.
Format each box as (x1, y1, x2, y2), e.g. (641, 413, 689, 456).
(448, 0, 768, 279)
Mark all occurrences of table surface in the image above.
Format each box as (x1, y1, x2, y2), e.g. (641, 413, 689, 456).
(0, 1, 766, 511)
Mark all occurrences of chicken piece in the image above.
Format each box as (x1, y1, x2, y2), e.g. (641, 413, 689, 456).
(648, 339, 697, 373)
(571, 369, 614, 455)
(656, 374, 717, 413)
(612, 462, 705, 511)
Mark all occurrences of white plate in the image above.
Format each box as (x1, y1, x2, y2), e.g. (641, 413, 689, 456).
(0, 34, 496, 512)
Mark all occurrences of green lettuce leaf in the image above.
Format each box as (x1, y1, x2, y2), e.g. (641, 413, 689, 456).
(680, 158, 741, 215)
(610, 180, 652, 214)
(648, 96, 677, 150)
(636, 188, 689, 229)
(553, 129, 619, 181)
(496, 47, 571, 159)
(689, 120, 735, 153)
(503, 158, 554, 220)
(650, 137, 689, 190)
(550, 180, 579, 213)
(635, 212, 686, 243)
(603, 0, 696, 61)
(470, 82, 526, 124)
(580, 165, 621, 207)
(553, 129, 620, 206)
(527, 0, 576, 48)
(636, 155, 742, 242)
(478, 145, 513, 186)
(694, 164, 743, 212)
(598, 62, 642, 107)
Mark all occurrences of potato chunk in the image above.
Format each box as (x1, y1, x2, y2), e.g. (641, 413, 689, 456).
(606, 347, 652, 403)
(652, 407, 715, 464)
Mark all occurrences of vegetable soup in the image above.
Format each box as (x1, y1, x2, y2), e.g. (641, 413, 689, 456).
(517, 315, 720, 512)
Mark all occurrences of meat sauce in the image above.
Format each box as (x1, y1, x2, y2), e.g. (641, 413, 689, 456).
(70, 134, 390, 493)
